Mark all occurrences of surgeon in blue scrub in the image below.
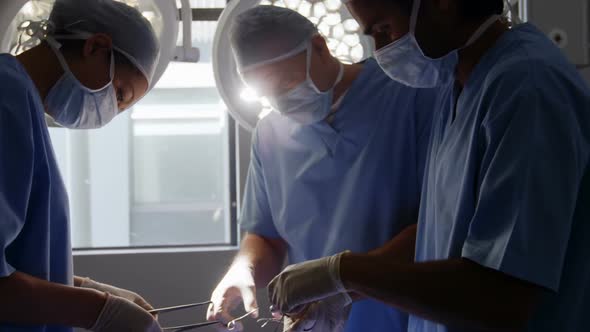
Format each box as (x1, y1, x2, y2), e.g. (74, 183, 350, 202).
(267, 0, 590, 331)
(206, 5, 436, 332)
(0, 0, 162, 331)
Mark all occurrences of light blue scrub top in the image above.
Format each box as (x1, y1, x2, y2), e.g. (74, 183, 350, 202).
(241, 58, 437, 332)
(0, 54, 73, 332)
(411, 23, 590, 332)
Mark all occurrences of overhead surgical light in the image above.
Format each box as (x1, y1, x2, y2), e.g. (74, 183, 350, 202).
(240, 87, 261, 103)
(213, 0, 374, 131)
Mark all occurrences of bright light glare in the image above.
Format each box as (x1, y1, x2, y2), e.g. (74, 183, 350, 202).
(22, 2, 35, 16)
(263, 0, 367, 81)
(298, 1, 312, 17)
(324, 0, 341, 11)
(343, 19, 360, 32)
(240, 87, 261, 103)
(313, 2, 327, 17)
(142, 11, 156, 22)
(258, 108, 273, 119)
(284, 0, 301, 8)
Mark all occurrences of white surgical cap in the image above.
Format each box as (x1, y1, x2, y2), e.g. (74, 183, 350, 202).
(48, 0, 160, 87)
(230, 5, 318, 73)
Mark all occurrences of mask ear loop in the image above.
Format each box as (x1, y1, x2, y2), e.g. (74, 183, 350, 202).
(463, 15, 501, 47)
(109, 50, 115, 81)
(333, 62, 344, 88)
(409, 0, 421, 34)
(305, 41, 344, 94)
(304, 43, 313, 80)
(45, 36, 70, 70)
(46, 34, 115, 93)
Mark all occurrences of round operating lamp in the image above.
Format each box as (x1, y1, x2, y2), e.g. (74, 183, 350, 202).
(213, 0, 374, 132)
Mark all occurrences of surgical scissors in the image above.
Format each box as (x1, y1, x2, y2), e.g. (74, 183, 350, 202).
(149, 301, 258, 332)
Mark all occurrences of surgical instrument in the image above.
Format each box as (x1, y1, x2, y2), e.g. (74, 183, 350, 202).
(150, 301, 258, 332)
(149, 301, 212, 315)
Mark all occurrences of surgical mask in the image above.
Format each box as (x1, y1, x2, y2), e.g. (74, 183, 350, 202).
(44, 37, 119, 129)
(267, 44, 344, 126)
(374, 0, 500, 88)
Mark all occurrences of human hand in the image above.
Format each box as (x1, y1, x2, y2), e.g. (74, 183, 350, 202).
(207, 260, 259, 331)
(90, 294, 162, 332)
(80, 278, 155, 313)
(268, 252, 349, 314)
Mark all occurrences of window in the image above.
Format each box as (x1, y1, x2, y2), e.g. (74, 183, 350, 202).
(9, 0, 236, 249)
(128, 62, 233, 247)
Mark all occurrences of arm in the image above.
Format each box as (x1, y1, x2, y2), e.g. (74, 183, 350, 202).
(236, 232, 287, 287)
(208, 128, 287, 325)
(207, 233, 286, 325)
(237, 127, 287, 287)
(0, 272, 106, 328)
(367, 223, 417, 262)
(341, 255, 541, 331)
(346, 223, 416, 302)
(0, 85, 104, 328)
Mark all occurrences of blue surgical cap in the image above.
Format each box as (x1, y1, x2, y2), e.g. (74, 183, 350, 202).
(230, 5, 318, 73)
(48, 0, 160, 87)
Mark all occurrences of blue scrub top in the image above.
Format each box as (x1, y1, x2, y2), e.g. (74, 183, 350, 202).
(0, 54, 73, 332)
(411, 23, 590, 332)
(241, 58, 437, 332)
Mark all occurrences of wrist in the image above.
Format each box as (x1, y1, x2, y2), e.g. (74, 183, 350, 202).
(339, 251, 358, 291)
(85, 289, 109, 329)
(234, 253, 255, 266)
(328, 251, 350, 294)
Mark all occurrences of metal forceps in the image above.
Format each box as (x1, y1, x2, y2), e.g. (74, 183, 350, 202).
(149, 301, 257, 331)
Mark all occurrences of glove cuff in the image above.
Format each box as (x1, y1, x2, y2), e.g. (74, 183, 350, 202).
(90, 293, 113, 331)
(327, 251, 350, 295)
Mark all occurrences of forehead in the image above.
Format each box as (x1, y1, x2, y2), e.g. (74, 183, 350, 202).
(347, 0, 408, 31)
(347, 0, 388, 29)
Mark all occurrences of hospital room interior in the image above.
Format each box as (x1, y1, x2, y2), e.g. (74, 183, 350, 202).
(1, 0, 589, 331)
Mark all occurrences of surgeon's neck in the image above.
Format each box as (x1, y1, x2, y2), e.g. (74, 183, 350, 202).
(16, 42, 64, 104)
(456, 20, 510, 87)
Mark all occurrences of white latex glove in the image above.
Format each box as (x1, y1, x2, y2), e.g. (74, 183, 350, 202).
(268, 252, 349, 314)
(90, 293, 162, 332)
(80, 278, 155, 312)
(282, 293, 352, 332)
(207, 258, 259, 332)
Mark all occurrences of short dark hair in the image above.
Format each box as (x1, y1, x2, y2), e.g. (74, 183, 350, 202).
(459, 0, 504, 19)
(387, 0, 504, 18)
